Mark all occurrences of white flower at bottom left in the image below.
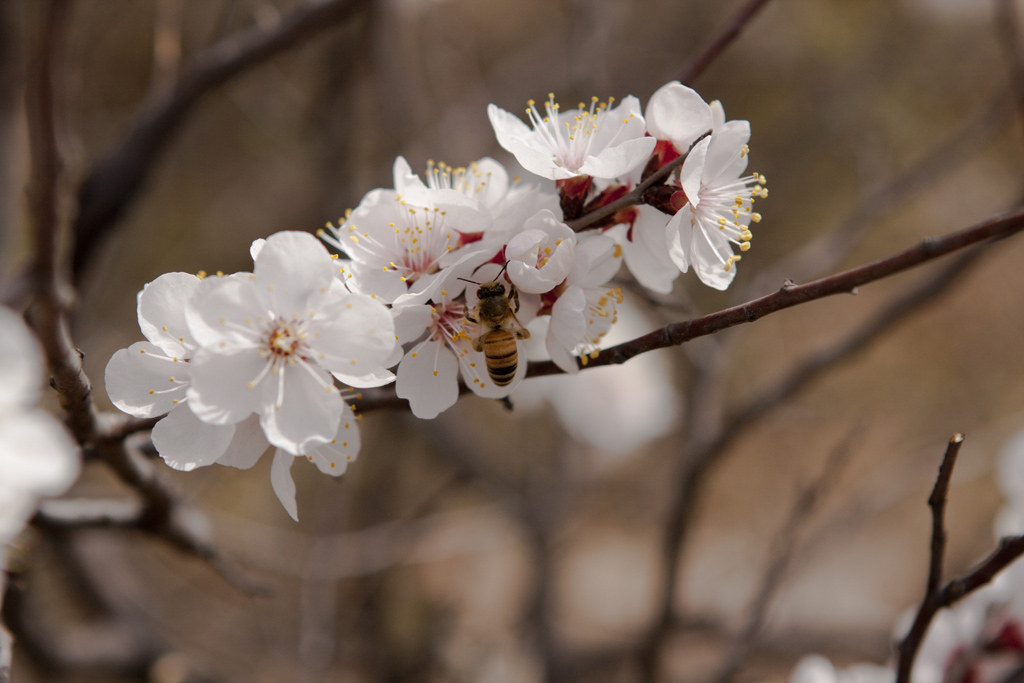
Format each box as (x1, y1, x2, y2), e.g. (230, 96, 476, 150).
(0, 306, 80, 544)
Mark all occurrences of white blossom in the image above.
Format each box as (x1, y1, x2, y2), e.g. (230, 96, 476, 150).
(0, 306, 80, 543)
(185, 231, 395, 455)
(644, 81, 713, 153)
(504, 209, 576, 295)
(488, 94, 656, 181)
(667, 107, 766, 290)
(104, 272, 270, 473)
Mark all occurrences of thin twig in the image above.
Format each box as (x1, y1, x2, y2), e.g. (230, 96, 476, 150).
(565, 130, 710, 233)
(527, 204, 1024, 378)
(678, 0, 776, 85)
(633, 243, 987, 681)
(711, 426, 861, 683)
(739, 92, 1013, 303)
(71, 0, 370, 282)
(895, 434, 966, 683)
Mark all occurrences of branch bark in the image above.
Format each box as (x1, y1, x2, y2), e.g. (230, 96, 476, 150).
(71, 0, 369, 282)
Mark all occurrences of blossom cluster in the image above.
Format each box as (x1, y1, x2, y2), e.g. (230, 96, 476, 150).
(790, 432, 1024, 683)
(105, 81, 766, 518)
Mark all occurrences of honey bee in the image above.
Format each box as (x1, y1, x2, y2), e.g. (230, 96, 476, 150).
(464, 276, 531, 387)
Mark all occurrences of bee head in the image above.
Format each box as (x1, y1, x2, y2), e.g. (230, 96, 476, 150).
(477, 281, 506, 299)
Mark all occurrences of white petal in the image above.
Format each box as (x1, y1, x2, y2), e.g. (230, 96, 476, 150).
(217, 415, 269, 470)
(331, 367, 396, 388)
(666, 206, 695, 274)
(0, 409, 80, 495)
(0, 306, 43, 410)
(691, 219, 737, 291)
(488, 104, 536, 155)
(104, 342, 189, 418)
(185, 273, 266, 347)
(704, 120, 751, 184)
(270, 449, 299, 521)
(348, 261, 409, 303)
(468, 157, 510, 209)
(615, 213, 678, 295)
(137, 272, 201, 357)
(710, 100, 726, 133)
(680, 137, 710, 207)
(395, 341, 460, 419)
(186, 345, 266, 425)
(250, 238, 266, 262)
(644, 81, 713, 150)
(259, 362, 342, 454)
(310, 294, 396, 376)
(391, 304, 434, 344)
(579, 136, 657, 180)
(302, 403, 359, 476)
(504, 228, 548, 261)
(151, 404, 235, 472)
(791, 656, 838, 683)
(254, 231, 336, 317)
(392, 156, 425, 195)
(571, 233, 620, 287)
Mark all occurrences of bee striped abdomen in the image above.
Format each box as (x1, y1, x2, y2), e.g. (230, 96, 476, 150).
(482, 329, 518, 386)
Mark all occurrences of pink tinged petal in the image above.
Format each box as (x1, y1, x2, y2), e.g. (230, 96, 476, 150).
(185, 274, 266, 347)
(259, 362, 342, 455)
(0, 409, 80, 495)
(395, 341, 459, 419)
(302, 403, 359, 477)
(217, 415, 269, 470)
(270, 449, 299, 521)
(0, 306, 43, 410)
(151, 404, 234, 472)
(644, 81, 713, 150)
(186, 345, 266, 425)
(578, 136, 657, 181)
(254, 231, 336, 317)
(311, 294, 396, 376)
(680, 137, 710, 208)
(137, 272, 201, 357)
(703, 120, 751, 183)
(250, 238, 266, 262)
(104, 342, 189, 418)
(710, 100, 726, 133)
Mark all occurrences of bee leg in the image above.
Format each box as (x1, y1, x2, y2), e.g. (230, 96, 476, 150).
(514, 329, 531, 340)
(511, 287, 520, 313)
(498, 396, 515, 411)
(472, 335, 485, 352)
(466, 312, 478, 323)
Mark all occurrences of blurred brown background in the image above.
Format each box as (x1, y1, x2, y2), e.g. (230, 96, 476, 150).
(3, 0, 1024, 681)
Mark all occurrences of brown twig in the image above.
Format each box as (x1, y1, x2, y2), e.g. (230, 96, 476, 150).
(678, 0, 776, 86)
(739, 92, 1013, 302)
(564, 130, 711, 233)
(895, 434, 965, 683)
(634, 243, 987, 681)
(71, 0, 370, 282)
(711, 427, 860, 683)
(527, 204, 1024, 378)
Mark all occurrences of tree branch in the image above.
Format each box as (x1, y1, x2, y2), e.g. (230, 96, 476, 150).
(895, 434, 966, 683)
(678, 0, 776, 85)
(565, 130, 710, 233)
(528, 204, 1024, 378)
(71, 0, 370, 282)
